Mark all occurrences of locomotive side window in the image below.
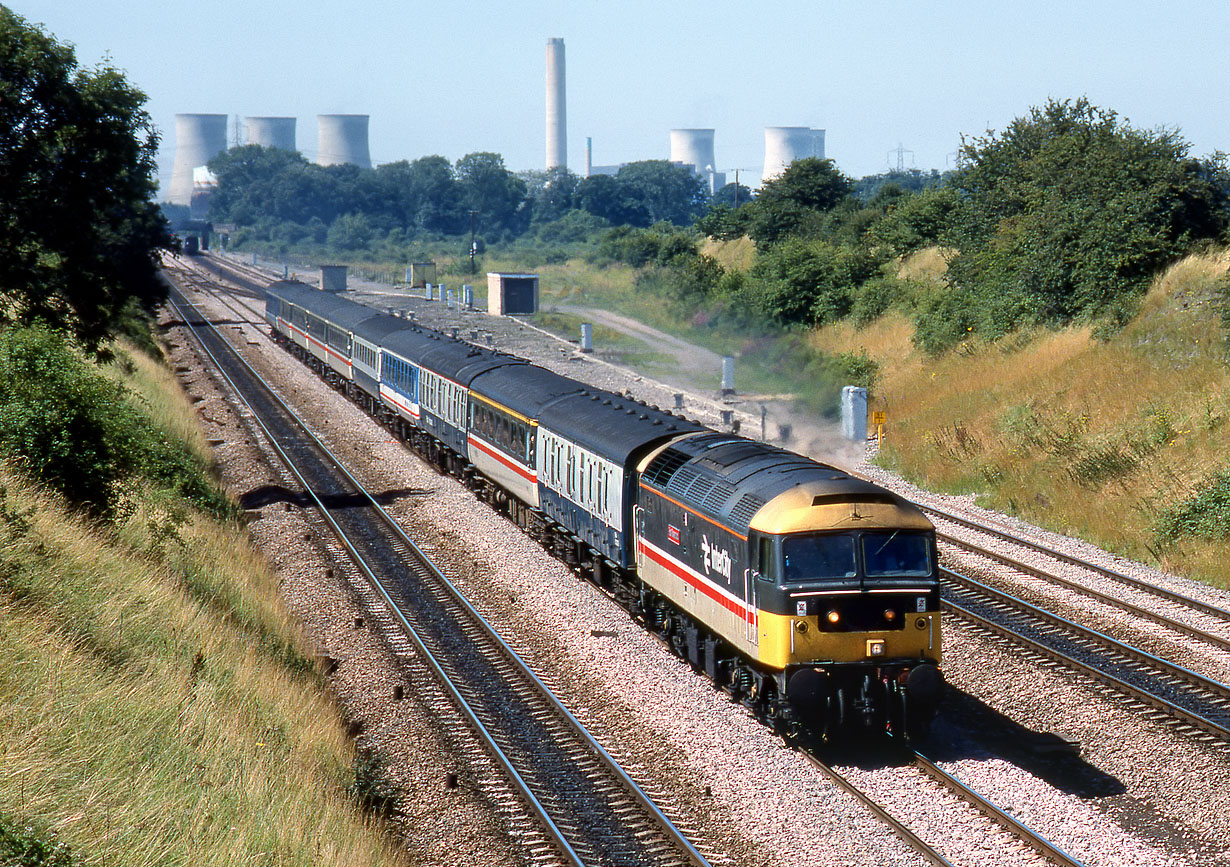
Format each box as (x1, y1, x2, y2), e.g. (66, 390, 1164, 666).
(782, 533, 857, 582)
(862, 531, 931, 577)
(754, 534, 778, 581)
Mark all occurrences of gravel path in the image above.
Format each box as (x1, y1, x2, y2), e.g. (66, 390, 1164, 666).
(175, 258, 1230, 865)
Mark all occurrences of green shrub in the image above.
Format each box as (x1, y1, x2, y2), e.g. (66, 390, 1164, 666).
(0, 325, 230, 521)
(911, 287, 977, 355)
(834, 348, 880, 393)
(1154, 468, 1230, 543)
(0, 816, 75, 866)
(348, 748, 399, 818)
(850, 276, 904, 327)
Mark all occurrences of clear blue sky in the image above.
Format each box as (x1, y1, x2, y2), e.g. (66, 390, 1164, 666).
(13, 0, 1230, 195)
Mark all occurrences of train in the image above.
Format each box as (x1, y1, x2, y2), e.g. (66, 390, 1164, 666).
(264, 279, 944, 738)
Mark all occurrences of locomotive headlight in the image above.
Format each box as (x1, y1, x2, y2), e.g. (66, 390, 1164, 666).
(883, 608, 897, 622)
(826, 610, 841, 625)
(866, 640, 886, 657)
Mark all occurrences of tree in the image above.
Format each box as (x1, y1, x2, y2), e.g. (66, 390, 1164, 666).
(576, 173, 649, 226)
(0, 8, 174, 353)
(615, 160, 708, 226)
(695, 203, 753, 241)
(711, 182, 754, 209)
(865, 185, 958, 257)
(852, 168, 943, 203)
(757, 158, 852, 212)
(946, 98, 1229, 332)
(455, 152, 529, 236)
(743, 237, 877, 326)
(208, 145, 312, 224)
(746, 157, 853, 247)
(520, 166, 580, 224)
(401, 155, 465, 234)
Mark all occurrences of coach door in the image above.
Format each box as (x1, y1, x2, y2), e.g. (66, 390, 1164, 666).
(743, 569, 758, 646)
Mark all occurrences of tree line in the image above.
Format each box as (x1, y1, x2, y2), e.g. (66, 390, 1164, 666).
(204, 147, 711, 250)
(622, 98, 1230, 355)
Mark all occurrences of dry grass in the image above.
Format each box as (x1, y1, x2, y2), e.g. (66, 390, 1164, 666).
(700, 236, 757, 272)
(115, 340, 215, 465)
(0, 338, 412, 865)
(895, 246, 952, 283)
(811, 247, 1230, 588)
(0, 468, 410, 866)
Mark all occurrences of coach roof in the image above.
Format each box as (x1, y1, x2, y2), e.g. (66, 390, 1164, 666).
(538, 391, 706, 465)
(267, 281, 374, 331)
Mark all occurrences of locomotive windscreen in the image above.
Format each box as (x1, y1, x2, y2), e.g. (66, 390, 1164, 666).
(782, 534, 857, 582)
(862, 531, 932, 577)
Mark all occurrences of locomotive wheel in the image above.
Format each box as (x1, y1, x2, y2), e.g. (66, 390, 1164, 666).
(829, 687, 848, 735)
(888, 679, 908, 737)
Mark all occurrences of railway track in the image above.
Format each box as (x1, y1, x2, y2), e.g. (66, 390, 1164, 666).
(943, 569, 1230, 744)
(804, 747, 1086, 867)
(164, 273, 713, 867)
(927, 505, 1230, 652)
(178, 269, 1225, 860)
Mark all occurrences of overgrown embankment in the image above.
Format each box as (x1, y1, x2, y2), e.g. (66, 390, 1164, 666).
(811, 247, 1230, 588)
(0, 328, 408, 866)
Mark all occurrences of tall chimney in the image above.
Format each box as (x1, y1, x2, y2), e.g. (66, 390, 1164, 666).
(545, 38, 567, 170)
(169, 113, 228, 206)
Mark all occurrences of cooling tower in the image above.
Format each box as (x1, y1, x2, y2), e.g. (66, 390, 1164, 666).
(761, 126, 818, 184)
(669, 128, 716, 175)
(169, 113, 228, 206)
(546, 38, 567, 169)
(811, 128, 826, 160)
(316, 114, 371, 169)
(245, 116, 297, 151)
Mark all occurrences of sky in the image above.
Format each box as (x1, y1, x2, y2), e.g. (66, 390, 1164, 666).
(12, 0, 1230, 195)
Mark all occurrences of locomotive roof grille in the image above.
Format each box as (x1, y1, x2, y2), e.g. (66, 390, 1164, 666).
(729, 494, 767, 528)
(682, 473, 716, 505)
(702, 481, 737, 513)
(643, 448, 689, 487)
(666, 465, 702, 497)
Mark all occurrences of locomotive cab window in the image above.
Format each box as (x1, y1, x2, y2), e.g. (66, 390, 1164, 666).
(862, 531, 932, 577)
(781, 533, 857, 582)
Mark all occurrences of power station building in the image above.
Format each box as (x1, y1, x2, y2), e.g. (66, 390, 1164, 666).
(761, 126, 826, 184)
(168, 113, 228, 207)
(669, 128, 725, 195)
(244, 116, 297, 151)
(545, 37, 567, 170)
(316, 114, 371, 169)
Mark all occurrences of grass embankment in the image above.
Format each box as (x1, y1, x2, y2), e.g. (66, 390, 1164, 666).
(811, 247, 1230, 588)
(0, 341, 407, 865)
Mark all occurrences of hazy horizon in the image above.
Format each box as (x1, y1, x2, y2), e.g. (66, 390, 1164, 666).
(12, 0, 1230, 195)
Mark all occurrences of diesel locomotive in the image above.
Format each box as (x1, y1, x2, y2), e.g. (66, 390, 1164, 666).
(264, 279, 943, 737)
